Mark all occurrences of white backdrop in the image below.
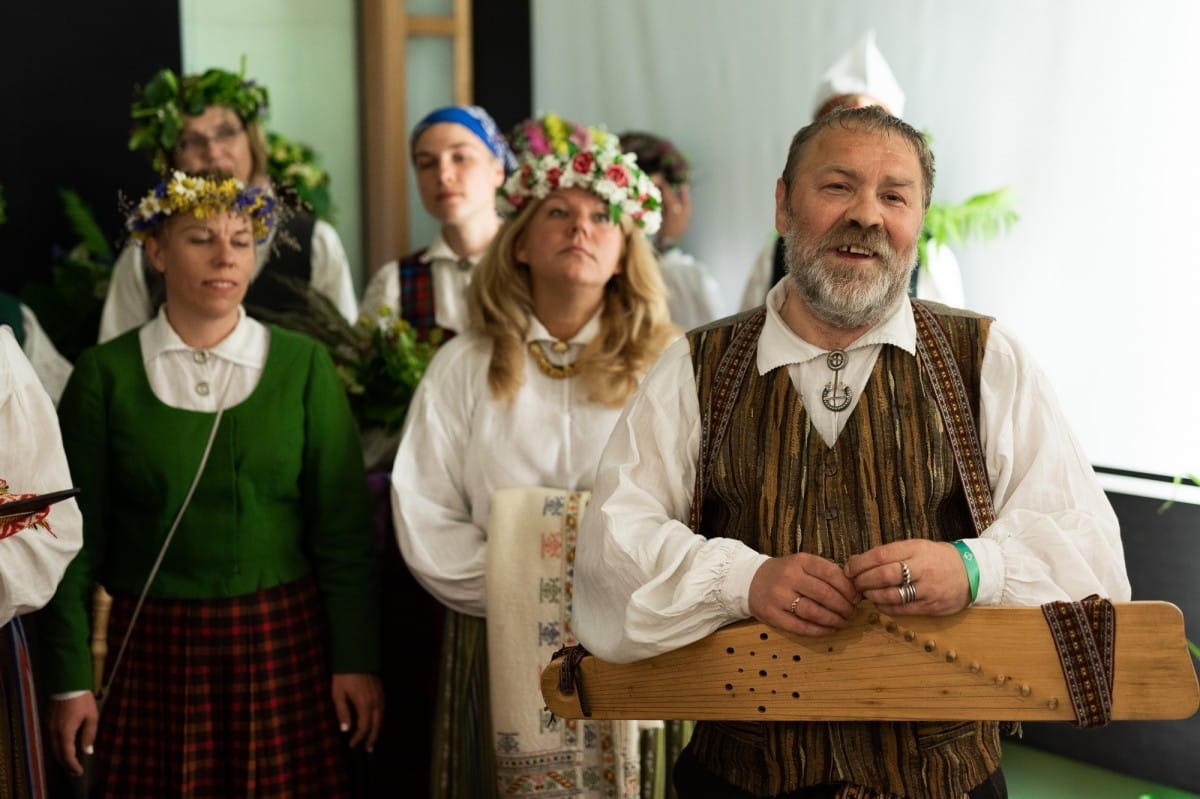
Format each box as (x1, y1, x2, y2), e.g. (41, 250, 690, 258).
(532, 0, 1200, 485)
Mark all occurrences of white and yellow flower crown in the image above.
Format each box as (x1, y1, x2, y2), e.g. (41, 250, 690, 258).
(497, 114, 663, 235)
(126, 170, 277, 242)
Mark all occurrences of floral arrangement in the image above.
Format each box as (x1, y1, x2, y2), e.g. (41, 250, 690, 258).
(126, 171, 277, 242)
(266, 130, 335, 222)
(129, 63, 270, 172)
(336, 306, 442, 436)
(498, 114, 663, 235)
(245, 276, 440, 460)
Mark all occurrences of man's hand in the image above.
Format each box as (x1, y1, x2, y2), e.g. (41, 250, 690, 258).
(332, 673, 384, 751)
(749, 553, 860, 636)
(845, 540, 970, 615)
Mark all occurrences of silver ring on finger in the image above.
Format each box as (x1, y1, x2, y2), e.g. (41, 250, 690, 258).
(899, 560, 911, 587)
(789, 595, 802, 616)
(899, 582, 918, 604)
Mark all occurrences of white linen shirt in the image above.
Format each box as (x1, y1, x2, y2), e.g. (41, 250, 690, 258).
(0, 326, 83, 626)
(657, 247, 724, 331)
(360, 233, 479, 333)
(575, 281, 1130, 663)
(18, 303, 72, 404)
(98, 219, 358, 343)
(391, 312, 630, 618)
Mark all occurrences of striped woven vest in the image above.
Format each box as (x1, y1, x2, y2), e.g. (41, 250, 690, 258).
(398, 249, 456, 344)
(685, 303, 1001, 799)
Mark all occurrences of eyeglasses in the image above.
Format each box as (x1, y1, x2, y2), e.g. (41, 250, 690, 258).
(176, 123, 245, 154)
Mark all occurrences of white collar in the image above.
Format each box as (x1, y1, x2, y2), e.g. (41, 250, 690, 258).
(419, 232, 481, 267)
(756, 280, 916, 374)
(140, 306, 268, 368)
(524, 308, 603, 346)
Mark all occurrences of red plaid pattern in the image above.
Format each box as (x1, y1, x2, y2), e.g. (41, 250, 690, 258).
(95, 577, 351, 798)
(399, 250, 458, 344)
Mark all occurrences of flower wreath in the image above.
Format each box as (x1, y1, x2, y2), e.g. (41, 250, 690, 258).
(617, 131, 692, 188)
(129, 64, 270, 172)
(497, 114, 663, 235)
(126, 171, 277, 243)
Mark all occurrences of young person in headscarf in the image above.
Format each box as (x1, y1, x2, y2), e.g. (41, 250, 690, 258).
(41, 171, 382, 798)
(739, 30, 966, 311)
(355, 104, 515, 796)
(359, 104, 516, 340)
(98, 66, 359, 343)
(391, 114, 678, 798)
(618, 131, 724, 330)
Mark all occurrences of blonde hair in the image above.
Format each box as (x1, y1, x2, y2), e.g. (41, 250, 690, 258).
(468, 197, 679, 407)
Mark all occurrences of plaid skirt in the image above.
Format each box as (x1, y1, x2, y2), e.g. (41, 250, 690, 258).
(95, 576, 350, 798)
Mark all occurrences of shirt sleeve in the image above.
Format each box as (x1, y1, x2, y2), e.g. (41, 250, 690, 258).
(19, 303, 73, 405)
(97, 243, 152, 343)
(970, 322, 1131, 605)
(390, 339, 488, 617)
(359, 261, 400, 320)
(299, 340, 381, 673)
(0, 328, 83, 628)
(309, 220, 360, 323)
(573, 337, 770, 663)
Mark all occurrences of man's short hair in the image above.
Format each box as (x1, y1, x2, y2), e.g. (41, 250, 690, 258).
(780, 105, 935, 209)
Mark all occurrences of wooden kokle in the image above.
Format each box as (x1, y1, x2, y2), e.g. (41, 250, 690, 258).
(541, 602, 1199, 723)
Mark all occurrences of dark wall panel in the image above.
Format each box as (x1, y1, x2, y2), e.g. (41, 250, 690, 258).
(0, 2, 180, 293)
(472, 0, 531, 132)
(1021, 487, 1200, 793)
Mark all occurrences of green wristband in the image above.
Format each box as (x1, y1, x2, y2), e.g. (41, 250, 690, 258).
(952, 540, 980, 604)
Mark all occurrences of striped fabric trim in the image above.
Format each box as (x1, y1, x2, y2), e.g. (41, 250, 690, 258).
(1, 617, 49, 799)
(911, 301, 996, 535)
(1041, 595, 1116, 727)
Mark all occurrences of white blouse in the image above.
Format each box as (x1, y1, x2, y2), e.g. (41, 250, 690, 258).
(391, 312, 631, 617)
(575, 282, 1131, 663)
(0, 326, 83, 626)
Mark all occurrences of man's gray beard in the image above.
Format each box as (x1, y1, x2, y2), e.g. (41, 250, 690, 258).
(783, 222, 916, 329)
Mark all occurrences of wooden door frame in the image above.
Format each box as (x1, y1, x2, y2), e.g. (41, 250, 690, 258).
(360, 0, 473, 276)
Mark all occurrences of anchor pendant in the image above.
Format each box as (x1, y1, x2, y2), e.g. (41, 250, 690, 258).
(821, 348, 852, 412)
(822, 383, 852, 412)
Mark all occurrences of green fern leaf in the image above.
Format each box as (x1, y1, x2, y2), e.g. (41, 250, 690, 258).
(59, 189, 113, 260)
(925, 187, 1019, 249)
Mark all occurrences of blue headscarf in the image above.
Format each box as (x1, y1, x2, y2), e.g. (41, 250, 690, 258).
(410, 105, 517, 173)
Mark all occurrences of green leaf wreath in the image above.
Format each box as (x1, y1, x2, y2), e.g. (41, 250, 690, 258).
(129, 62, 270, 172)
